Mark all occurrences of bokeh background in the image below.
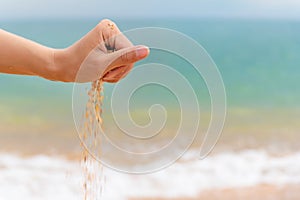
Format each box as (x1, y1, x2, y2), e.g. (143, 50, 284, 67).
(1, 0, 300, 199)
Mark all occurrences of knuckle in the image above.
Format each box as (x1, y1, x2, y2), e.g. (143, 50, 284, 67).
(121, 52, 129, 62)
(100, 19, 114, 26)
(120, 51, 136, 63)
(96, 19, 113, 29)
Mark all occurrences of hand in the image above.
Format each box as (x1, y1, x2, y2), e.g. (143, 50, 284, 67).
(52, 19, 149, 83)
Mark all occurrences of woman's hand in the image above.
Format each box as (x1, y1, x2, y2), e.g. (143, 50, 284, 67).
(52, 19, 149, 83)
(0, 19, 149, 83)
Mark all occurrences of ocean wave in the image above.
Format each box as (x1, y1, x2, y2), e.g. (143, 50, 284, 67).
(0, 150, 300, 199)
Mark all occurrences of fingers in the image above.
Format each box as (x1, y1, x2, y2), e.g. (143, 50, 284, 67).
(114, 33, 133, 50)
(102, 45, 149, 82)
(109, 45, 149, 67)
(102, 64, 132, 82)
(98, 19, 133, 51)
(93, 19, 150, 83)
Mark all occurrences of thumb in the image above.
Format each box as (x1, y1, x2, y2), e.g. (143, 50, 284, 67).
(106, 45, 149, 71)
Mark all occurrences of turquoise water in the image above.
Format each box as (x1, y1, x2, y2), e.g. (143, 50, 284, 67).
(1, 19, 300, 200)
(1, 19, 300, 122)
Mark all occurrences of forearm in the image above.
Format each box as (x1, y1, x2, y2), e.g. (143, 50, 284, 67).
(0, 26, 101, 82)
(0, 29, 55, 79)
(0, 19, 149, 83)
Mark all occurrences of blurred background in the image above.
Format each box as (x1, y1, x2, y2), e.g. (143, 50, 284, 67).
(1, 0, 300, 199)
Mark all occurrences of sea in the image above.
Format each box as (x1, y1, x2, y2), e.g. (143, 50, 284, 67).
(0, 18, 300, 199)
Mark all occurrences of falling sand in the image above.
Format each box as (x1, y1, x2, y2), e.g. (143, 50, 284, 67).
(81, 79, 105, 200)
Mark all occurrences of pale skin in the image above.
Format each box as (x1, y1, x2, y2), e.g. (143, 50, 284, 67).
(0, 19, 150, 83)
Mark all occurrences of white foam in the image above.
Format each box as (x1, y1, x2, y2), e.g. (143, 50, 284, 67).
(0, 150, 300, 199)
(0, 154, 82, 200)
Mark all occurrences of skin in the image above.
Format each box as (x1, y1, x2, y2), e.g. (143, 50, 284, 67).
(0, 19, 150, 83)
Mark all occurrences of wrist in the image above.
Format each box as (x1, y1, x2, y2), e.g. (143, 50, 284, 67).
(47, 48, 79, 82)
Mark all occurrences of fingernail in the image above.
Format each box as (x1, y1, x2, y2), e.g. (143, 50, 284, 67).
(136, 46, 149, 58)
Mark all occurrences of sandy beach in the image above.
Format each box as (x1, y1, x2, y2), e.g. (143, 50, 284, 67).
(1, 148, 300, 199)
(131, 184, 300, 200)
(1, 18, 300, 199)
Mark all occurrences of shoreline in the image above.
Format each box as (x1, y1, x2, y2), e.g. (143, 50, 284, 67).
(0, 149, 300, 199)
(130, 184, 300, 200)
